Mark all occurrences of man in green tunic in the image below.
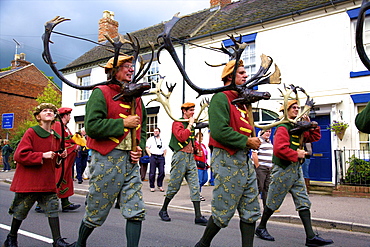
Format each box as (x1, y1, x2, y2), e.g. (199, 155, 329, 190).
(74, 55, 147, 247)
(195, 60, 262, 247)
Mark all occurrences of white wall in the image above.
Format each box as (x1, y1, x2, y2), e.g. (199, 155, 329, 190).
(62, 3, 367, 177)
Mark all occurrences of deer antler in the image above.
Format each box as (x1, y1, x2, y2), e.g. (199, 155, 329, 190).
(157, 15, 236, 97)
(157, 14, 281, 104)
(146, 76, 177, 120)
(42, 16, 153, 96)
(146, 76, 209, 123)
(255, 84, 314, 130)
(194, 98, 210, 123)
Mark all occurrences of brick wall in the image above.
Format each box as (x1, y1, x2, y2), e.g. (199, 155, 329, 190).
(333, 185, 370, 198)
(98, 13, 118, 43)
(210, 0, 231, 8)
(0, 65, 61, 139)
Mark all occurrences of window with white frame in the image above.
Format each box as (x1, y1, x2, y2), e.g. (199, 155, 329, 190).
(358, 105, 370, 150)
(143, 61, 160, 89)
(76, 122, 84, 133)
(241, 42, 257, 77)
(253, 108, 279, 123)
(223, 32, 257, 80)
(146, 114, 158, 139)
(78, 76, 91, 101)
(347, 8, 370, 73)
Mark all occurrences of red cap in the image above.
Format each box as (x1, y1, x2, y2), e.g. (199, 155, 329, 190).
(58, 107, 72, 115)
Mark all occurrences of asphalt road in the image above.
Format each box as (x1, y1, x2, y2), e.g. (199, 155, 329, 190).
(0, 183, 369, 247)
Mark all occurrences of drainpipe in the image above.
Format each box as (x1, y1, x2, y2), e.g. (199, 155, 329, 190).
(182, 42, 186, 104)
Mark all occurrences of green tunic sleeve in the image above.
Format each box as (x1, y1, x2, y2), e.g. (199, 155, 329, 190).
(209, 92, 248, 150)
(85, 88, 125, 139)
(355, 101, 370, 134)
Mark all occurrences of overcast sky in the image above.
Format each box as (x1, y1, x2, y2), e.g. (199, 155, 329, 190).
(0, 0, 210, 87)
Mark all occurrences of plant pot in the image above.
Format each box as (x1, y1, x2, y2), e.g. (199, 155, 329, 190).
(335, 128, 347, 141)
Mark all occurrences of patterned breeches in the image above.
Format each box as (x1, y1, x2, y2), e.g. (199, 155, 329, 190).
(9, 192, 59, 220)
(83, 149, 146, 228)
(211, 148, 261, 228)
(165, 151, 200, 201)
(266, 162, 311, 211)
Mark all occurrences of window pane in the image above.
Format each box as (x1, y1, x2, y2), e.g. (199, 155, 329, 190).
(146, 114, 158, 139)
(262, 109, 279, 121)
(358, 105, 370, 150)
(144, 61, 160, 89)
(353, 17, 370, 71)
(241, 42, 256, 77)
(79, 76, 91, 101)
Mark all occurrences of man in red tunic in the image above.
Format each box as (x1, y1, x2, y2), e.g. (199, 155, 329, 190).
(53, 107, 81, 212)
(255, 100, 333, 246)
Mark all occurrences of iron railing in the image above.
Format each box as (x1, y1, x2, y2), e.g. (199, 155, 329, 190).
(334, 148, 370, 186)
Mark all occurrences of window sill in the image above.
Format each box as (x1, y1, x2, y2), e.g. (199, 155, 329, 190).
(74, 101, 87, 106)
(350, 70, 370, 78)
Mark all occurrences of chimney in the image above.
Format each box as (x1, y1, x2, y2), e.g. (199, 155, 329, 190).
(98, 10, 119, 43)
(210, 0, 232, 8)
(11, 53, 31, 69)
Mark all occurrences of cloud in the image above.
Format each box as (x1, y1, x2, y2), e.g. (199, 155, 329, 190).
(0, 0, 209, 87)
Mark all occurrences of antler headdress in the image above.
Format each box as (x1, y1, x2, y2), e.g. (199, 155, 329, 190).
(42, 16, 153, 101)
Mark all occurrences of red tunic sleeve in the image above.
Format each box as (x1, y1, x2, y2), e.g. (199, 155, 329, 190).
(303, 126, 321, 143)
(273, 125, 321, 163)
(172, 121, 191, 142)
(273, 126, 299, 163)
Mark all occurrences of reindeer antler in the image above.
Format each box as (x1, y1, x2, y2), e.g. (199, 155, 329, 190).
(146, 76, 176, 120)
(158, 15, 281, 101)
(146, 76, 209, 123)
(255, 84, 314, 130)
(42, 16, 153, 96)
(194, 98, 210, 123)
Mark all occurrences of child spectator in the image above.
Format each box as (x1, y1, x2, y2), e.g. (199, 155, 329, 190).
(2, 103, 74, 247)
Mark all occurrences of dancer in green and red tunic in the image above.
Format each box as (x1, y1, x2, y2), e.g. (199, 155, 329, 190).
(196, 60, 262, 247)
(75, 55, 146, 247)
(159, 102, 208, 226)
(255, 100, 334, 247)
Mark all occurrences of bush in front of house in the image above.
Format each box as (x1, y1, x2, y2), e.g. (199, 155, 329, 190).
(345, 155, 370, 186)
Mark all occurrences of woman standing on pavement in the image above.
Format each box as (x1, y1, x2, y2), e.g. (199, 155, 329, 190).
(194, 132, 209, 201)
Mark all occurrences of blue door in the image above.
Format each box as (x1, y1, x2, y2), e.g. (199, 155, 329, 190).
(309, 115, 332, 181)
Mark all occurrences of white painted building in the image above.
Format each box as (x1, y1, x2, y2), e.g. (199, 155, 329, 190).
(59, 0, 369, 184)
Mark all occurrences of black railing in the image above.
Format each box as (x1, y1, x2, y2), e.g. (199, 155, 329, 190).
(334, 148, 370, 186)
